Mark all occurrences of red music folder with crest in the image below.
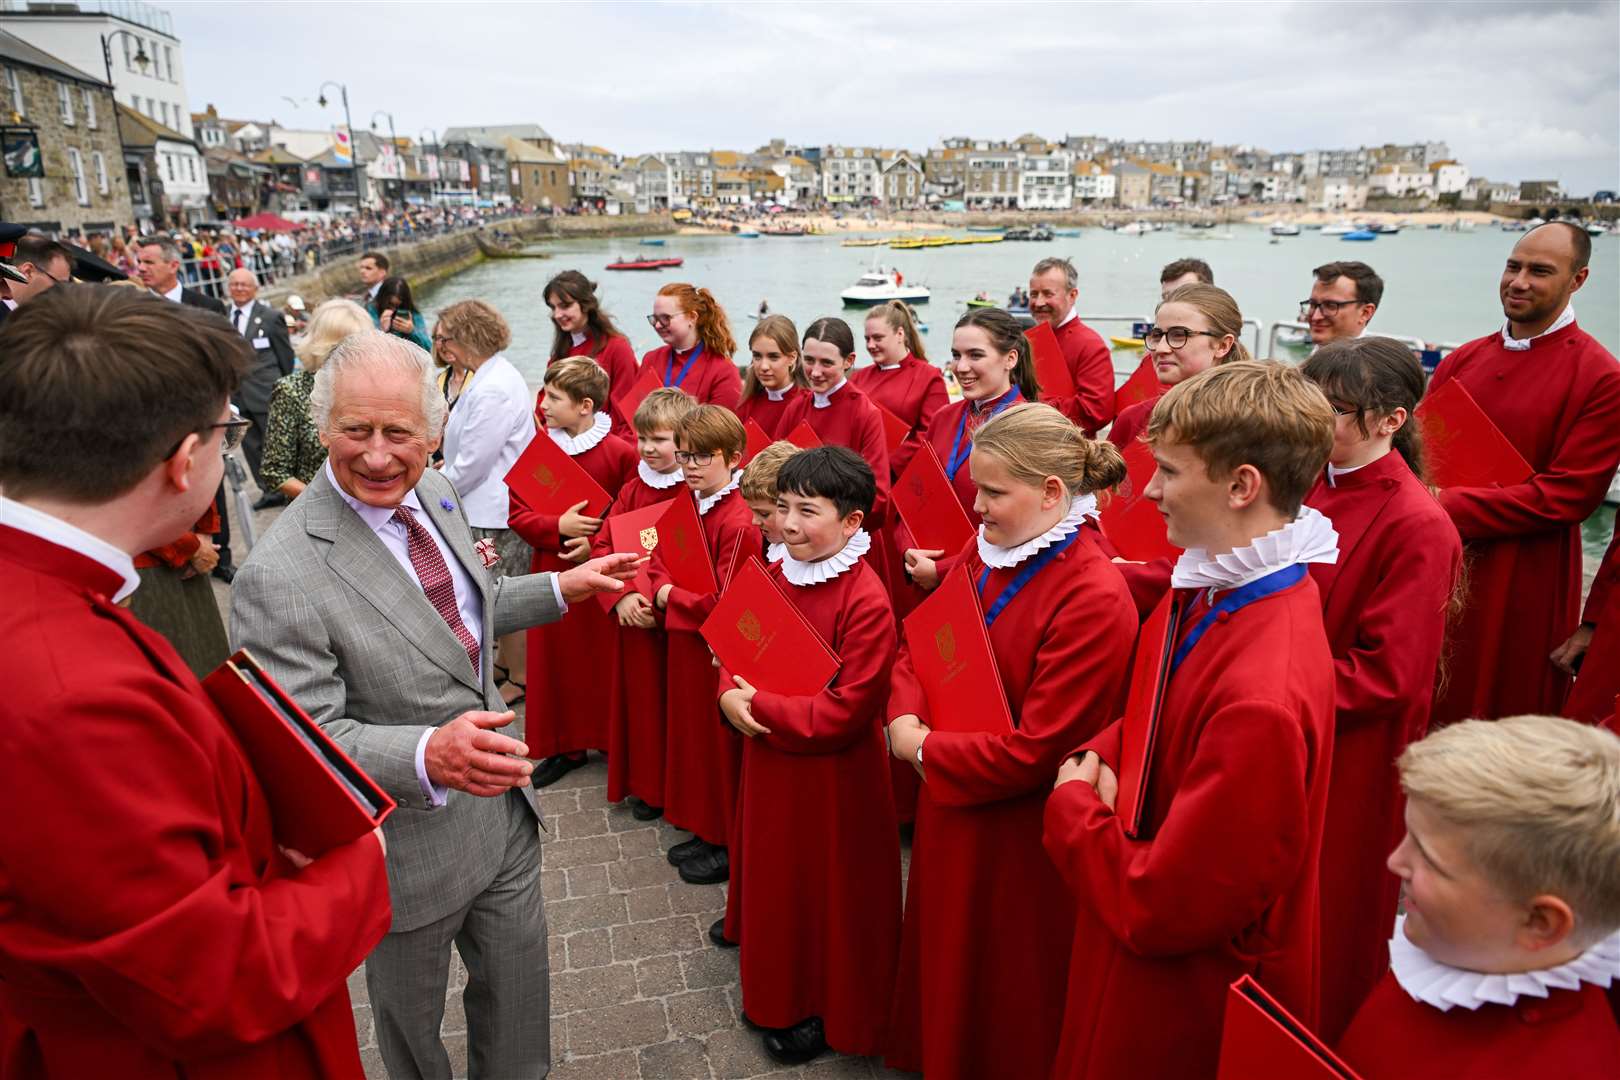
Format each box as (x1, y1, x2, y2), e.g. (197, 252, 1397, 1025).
(1099, 440, 1180, 563)
(202, 650, 396, 857)
(646, 490, 718, 596)
(504, 431, 612, 519)
(875, 402, 911, 457)
(741, 418, 775, 467)
(1113, 354, 1160, 414)
(596, 500, 667, 610)
(1115, 591, 1179, 840)
(783, 420, 823, 450)
(617, 363, 665, 428)
(701, 555, 841, 697)
(1217, 975, 1363, 1080)
(893, 442, 976, 554)
(1415, 378, 1533, 490)
(1025, 319, 1076, 399)
(900, 565, 1014, 734)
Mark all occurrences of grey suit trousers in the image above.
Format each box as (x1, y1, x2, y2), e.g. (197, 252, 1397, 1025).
(368, 790, 550, 1080)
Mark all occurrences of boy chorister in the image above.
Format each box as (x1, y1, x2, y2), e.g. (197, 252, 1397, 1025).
(1043, 361, 1340, 1080)
(508, 357, 635, 787)
(718, 446, 901, 1066)
(1336, 715, 1620, 1077)
(650, 405, 754, 886)
(596, 388, 695, 819)
(739, 439, 798, 566)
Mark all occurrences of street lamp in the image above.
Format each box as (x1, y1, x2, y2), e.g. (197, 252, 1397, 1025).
(370, 110, 399, 207)
(99, 28, 150, 85)
(317, 80, 361, 214)
(419, 128, 440, 206)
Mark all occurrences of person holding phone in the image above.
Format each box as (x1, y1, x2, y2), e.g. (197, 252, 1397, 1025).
(372, 275, 433, 352)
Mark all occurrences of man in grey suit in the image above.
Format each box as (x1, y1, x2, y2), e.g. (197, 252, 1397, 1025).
(223, 266, 297, 508)
(230, 330, 642, 1080)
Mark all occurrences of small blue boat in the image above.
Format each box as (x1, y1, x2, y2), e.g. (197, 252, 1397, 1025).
(1053, 228, 1081, 237)
(736, 230, 760, 238)
(1342, 230, 1377, 242)
(638, 238, 666, 246)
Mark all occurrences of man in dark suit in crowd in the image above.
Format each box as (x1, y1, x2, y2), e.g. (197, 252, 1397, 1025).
(224, 267, 297, 509)
(0, 222, 34, 331)
(355, 249, 389, 314)
(138, 234, 237, 580)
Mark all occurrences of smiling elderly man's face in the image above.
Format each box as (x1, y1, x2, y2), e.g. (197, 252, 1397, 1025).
(320, 364, 440, 508)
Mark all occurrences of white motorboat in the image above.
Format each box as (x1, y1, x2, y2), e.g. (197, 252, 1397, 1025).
(1321, 221, 1357, 236)
(1269, 221, 1301, 236)
(1116, 220, 1155, 236)
(840, 268, 931, 307)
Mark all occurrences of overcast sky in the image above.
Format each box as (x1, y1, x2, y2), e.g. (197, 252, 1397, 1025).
(177, 1, 1619, 192)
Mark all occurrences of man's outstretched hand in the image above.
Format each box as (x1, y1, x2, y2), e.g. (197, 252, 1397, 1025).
(557, 552, 647, 603)
(425, 710, 532, 797)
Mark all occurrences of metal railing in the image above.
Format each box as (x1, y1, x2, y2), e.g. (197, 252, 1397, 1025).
(1263, 320, 1463, 371)
(1074, 314, 1265, 359)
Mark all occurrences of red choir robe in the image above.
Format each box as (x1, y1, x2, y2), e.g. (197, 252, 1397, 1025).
(885, 525, 1135, 1080)
(0, 525, 390, 1080)
(1566, 516, 1620, 728)
(849, 355, 951, 479)
(1105, 394, 1160, 453)
(1429, 321, 1620, 725)
(641, 343, 743, 410)
(1046, 313, 1118, 437)
(508, 424, 637, 759)
(1336, 970, 1620, 1079)
(647, 485, 753, 846)
(1042, 571, 1336, 1080)
(1304, 452, 1463, 1041)
(719, 552, 900, 1055)
(566, 332, 640, 442)
(593, 465, 686, 807)
(733, 385, 804, 439)
(777, 381, 893, 531)
(1102, 394, 1179, 617)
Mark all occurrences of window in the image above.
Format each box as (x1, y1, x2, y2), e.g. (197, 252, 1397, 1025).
(186, 157, 196, 182)
(93, 150, 109, 194)
(122, 37, 133, 70)
(164, 45, 174, 81)
(82, 87, 97, 128)
(164, 154, 174, 182)
(27, 177, 44, 207)
(69, 148, 89, 205)
(4, 66, 22, 116)
(149, 40, 161, 79)
(58, 81, 74, 125)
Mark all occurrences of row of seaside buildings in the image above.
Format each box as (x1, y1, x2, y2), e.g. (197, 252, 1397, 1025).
(0, 1, 1574, 238)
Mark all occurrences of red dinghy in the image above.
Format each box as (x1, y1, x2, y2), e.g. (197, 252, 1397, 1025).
(606, 256, 684, 271)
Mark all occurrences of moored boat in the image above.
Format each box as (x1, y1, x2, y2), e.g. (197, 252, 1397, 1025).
(638, 237, 667, 246)
(1342, 230, 1377, 241)
(840, 267, 930, 307)
(1321, 221, 1356, 236)
(1269, 221, 1301, 236)
(606, 256, 684, 271)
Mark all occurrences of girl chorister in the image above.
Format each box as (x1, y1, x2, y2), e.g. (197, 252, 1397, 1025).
(733, 315, 808, 438)
(545, 269, 641, 441)
(642, 283, 744, 410)
(850, 300, 949, 480)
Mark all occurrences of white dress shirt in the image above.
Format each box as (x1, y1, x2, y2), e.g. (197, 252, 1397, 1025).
(0, 496, 140, 602)
(162, 282, 183, 303)
(230, 302, 254, 335)
(440, 354, 535, 528)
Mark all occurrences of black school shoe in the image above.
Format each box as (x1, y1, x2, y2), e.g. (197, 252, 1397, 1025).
(762, 1016, 826, 1066)
(532, 753, 587, 788)
(708, 917, 736, 948)
(666, 835, 707, 866)
(677, 844, 729, 885)
(630, 798, 664, 822)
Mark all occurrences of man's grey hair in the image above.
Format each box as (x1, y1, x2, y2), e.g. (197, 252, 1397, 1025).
(310, 329, 448, 438)
(1032, 256, 1078, 291)
(228, 266, 259, 285)
(138, 236, 182, 265)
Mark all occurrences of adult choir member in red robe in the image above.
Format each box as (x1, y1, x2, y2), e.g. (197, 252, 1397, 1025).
(1028, 257, 1116, 436)
(733, 315, 807, 437)
(508, 358, 636, 787)
(885, 405, 1135, 1080)
(0, 288, 390, 1080)
(719, 447, 901, 1066)
(1429, 223, 1620, 726)
(1336, 716, 1620, 1079)
(1555, 515, 1620, 729)
(545, 269, 641, 441)
(1300, 338, 1464, 1040)
(642, 282, 743, 409)
(1044, 361, 1339, 1080)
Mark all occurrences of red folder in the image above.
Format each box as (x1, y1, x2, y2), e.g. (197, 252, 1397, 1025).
(596, 500, 668, 610)
(784, 420, 823, 450)
(504, 431, 612, 519)
(741, 418, 774, 467)
(901, 565, 1014, 733)
(650, 490, 717, 595)
(1025, 319, 1076, 398)
(617, 363, 664, 426)
(875, 402, 911, 457)
(202, 650, 395, 857)
(1415, 378, 1533, 490)
(1114, 354, 1161, 414)
(1099, 440, 1180, 563)
(1115, 592, 1179, 840)
(893, 442, 976, 554)
(1217, 975, 1363, 1080)
(701, 555, 841, 696)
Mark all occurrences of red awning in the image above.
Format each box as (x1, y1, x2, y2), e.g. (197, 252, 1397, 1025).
(233, 212, 302, 232)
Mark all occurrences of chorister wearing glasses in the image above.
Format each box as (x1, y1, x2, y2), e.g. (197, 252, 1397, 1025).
(1144, 326, 1223, 350)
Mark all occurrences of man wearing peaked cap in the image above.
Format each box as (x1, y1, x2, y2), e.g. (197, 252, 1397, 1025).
(0, 223, 33, 331)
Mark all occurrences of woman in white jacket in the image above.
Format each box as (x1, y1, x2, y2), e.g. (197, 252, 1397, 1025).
(434, 299, 537, 705)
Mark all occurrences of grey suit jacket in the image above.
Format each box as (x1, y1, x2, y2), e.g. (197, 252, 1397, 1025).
(230, 466, 562, 932)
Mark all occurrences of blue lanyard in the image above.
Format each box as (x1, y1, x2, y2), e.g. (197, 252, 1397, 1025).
(977, 529, 1079, 628)
(1170, 564, 1307, 673)
(947, 387, 1020, 479)
(665, 344, 702, 388)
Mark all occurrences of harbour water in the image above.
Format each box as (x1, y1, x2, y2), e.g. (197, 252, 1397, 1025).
(419, 223, 1618, 565)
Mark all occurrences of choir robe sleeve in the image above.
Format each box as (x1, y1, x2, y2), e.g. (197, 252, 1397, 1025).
(891, 369, 950, 478)
(922, 576, 1134, 806)
(700, 358, 743, 410)
(1116, 558, 1174, 619)
(1049, 332, 1118, 436)
(1, 676, 391, 1058)
(506, 486, 563, 553)
(746, 582, 897, 754)
(653, 515, 751, 633)
(1041, 698, 1312, 957)
(1434, 362, 1620, 540)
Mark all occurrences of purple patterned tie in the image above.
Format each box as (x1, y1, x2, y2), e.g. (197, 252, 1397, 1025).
(393, 507, 480, 675)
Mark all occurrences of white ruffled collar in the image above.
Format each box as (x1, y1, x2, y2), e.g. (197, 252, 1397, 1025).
(977, 494, 1098, 569)
(638, 460, 683, 489)
(766, 386, 790, 402)
(766, 541, 787, 563)
(696, 472, 741, 516)
(781, 528, 871, 586)
(1389, 914, 1619, 1013)
(1171, 505, 1339, 590)
(1501, 304, 1574, 352)
(548, 411, 612, 456)
(812, 378, 848, 409)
